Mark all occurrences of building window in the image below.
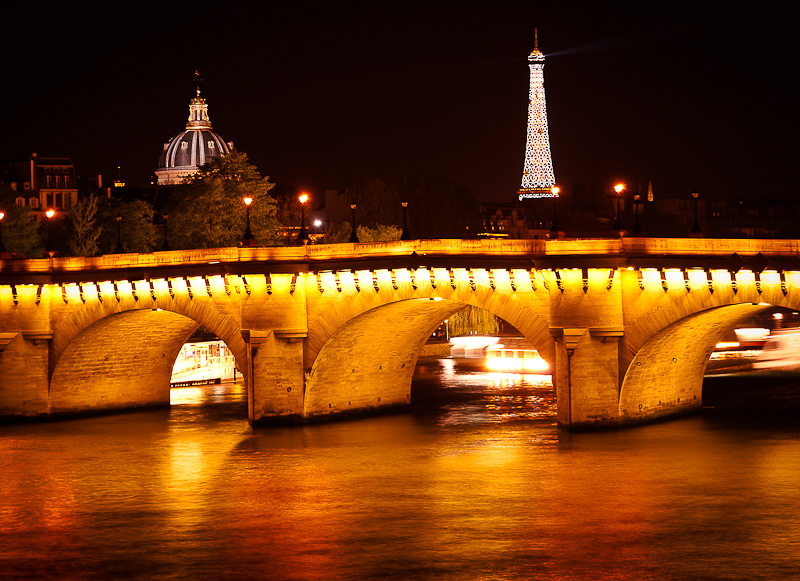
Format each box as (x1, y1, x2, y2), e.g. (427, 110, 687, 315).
(181, 142, 188, 150)
(15, 197, 25, 207)
(55, 193, 63, 208)
(30, 197, 39, 208)
(208, 141, 215, 149)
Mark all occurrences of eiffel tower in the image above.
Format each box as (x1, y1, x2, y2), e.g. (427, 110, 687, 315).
(518, 30, 556, 200)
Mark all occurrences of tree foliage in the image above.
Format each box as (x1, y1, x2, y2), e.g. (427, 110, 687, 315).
(357, 224, 402, 242)
(396, 173, 482, 239)
(67, 195, 102, 256)
(165, 152, 279, 249)
(448, 305, 500, 337)
(96, 197, 157, 254)
(0, 184, 41, 257)
(341, 174, 482, 241)
(348, 177, 402, 228)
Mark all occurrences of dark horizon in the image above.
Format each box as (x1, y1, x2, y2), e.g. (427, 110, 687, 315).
(1, 5, 792, 205)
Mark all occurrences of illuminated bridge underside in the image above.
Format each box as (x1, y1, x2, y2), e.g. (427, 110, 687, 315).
(2, 238, 800, 430)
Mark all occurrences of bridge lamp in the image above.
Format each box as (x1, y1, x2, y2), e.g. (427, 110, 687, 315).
(162, 213, 170, 252)
(45, 209, 56, 253)
(691, 191, 701, 235)
(241, 197, 255, 247)
(297, 193, 310, 244)
(349, 203, 359, 243)
(401, 200, 410, 241)
(114, 214, 124, 254)
(0, 211, 5, 253)
(633, 193, 642, 234)
(613, 183, 625, 231)
(549, 186, 561, 238)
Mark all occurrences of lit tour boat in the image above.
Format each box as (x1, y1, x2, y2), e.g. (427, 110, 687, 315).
(448, 336, 550, 374)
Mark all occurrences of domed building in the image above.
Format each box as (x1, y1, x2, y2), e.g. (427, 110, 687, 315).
(155, 86, 234, 185)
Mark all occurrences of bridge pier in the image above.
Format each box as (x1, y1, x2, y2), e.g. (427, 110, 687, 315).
(246, 330, 305, 424)
(0, 332, 50, 418)
(551, 327, 626, 429)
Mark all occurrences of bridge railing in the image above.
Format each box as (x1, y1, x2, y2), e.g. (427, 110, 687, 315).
(3, 238, 800, 284)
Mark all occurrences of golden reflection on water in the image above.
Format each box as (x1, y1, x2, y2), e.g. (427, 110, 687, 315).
(427, 360, 557, 426)
(3, 365, 800, 579)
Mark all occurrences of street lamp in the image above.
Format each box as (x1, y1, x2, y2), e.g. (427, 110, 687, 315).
(162, 213, 170, 251)
(0, 211, 5, 254)
(297, 193, 309, 244)
(691, 190, 702, 235)
(401, 200, 410, 241)
(613, 183, 625, 231)
(633, 193, 642, 234)
(549, 185, 560, 238)
(241, 197, 255, 246)
(349, 203, 359, 243)
(115, 214, 124, 253)
(45, 209, 55, 253)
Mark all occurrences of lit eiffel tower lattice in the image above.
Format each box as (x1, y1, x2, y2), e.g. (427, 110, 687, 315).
(518, 30, 556, 200)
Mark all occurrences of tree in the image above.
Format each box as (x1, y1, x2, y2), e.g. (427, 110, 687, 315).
(96, 198, 157, 254)
(165, 152, 279, 249)
(348, 177, 402, 228)
(356, 224, 402, 242)
(0, 185, 41, 257)
(67, 195, 102, 256)
(396, 173, 482, 239)
(448, 305, 500, 337)
(339, 174, 482, 241)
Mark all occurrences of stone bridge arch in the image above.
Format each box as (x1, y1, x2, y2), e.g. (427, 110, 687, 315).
(619, 303, 772, 424)
(49, 295, 248, 381)
(46, 296, 249, 417)
(300, 269, 555, 419)
(616, 268, 800, 425)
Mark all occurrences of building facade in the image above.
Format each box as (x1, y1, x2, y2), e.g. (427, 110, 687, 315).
(0, 154, 78, 220)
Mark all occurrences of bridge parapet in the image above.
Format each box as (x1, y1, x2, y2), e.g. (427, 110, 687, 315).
(5, 238, 800, 282)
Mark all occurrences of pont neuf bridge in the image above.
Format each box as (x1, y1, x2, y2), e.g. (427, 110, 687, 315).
(2, 238, 798, 430)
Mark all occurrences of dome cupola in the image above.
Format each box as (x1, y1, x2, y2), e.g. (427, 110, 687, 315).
(155, 74, 233, 185)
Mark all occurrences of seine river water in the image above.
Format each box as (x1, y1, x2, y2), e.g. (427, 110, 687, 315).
(2, 359, 800, 580)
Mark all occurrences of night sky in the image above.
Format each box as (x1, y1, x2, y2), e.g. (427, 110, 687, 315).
(1, 5, 792, 204)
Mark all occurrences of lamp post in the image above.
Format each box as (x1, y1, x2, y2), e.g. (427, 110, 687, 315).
(691, 190, 701, 235)
(298, 193, 309, 244)
(349, 203, 359, 243)
(114, 214, 124, 253)
(401, 200, 410, 240)
(45, 209, 55, 253)
(633, 193, 642, 234)
(161, 213, 170, 251)
(549, 185, 560, 238)
(0, 211, 5, 254)
(241, 197, 255, 246)
(613, 183, 625, 231)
